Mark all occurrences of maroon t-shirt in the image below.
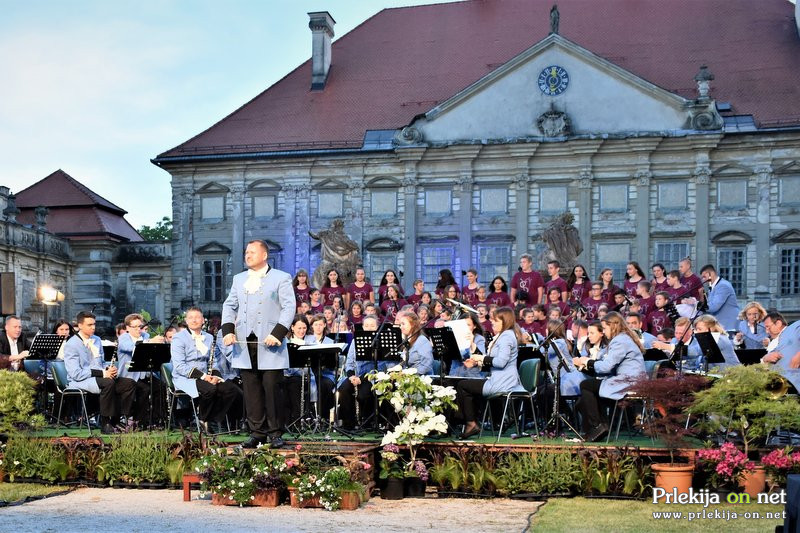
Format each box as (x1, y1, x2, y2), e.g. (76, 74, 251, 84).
(511, 271, 544, 304)
(378, 284, 405, 303)
(346, 282, 373, 303)
(435, 283, 460, 298)
(682, 274, 704, 300)
(349, 314, 364, 328)
(637, 296, 655, 318)
(320, 285, 346, 306)
(647, 309, 670, 335)
(651, 278, 670, 294)
(546, 301, 570, 317)
(568, 281, 588, 303)
(406, 293, 422, 306)
(310, 303, 325, 314)
(380, 299, 408, 322)
(294, 286, 312, 305)
(520, 320, 546, 339)
(486, 291, 512, 308)
(461, 285, 480, 307)
(666, 286, 684, 304)
(480, 319, 493, 334)
(544, 277, 568, 301)
(623, 279, 642, 298)
(581, 297, 605, 321)
(600, 284, 619, 306)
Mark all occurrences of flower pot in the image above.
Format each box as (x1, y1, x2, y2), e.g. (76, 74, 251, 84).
(339, 490, 361, 510)
(252, 489, 280, 507)
(289, 488, 322, 508)
(211, 492, 240, 506)
(404, 477, 426, 498)
(739, 465, 766, 499)
(651, 463, 694, 501)
(381, 477, 404, 500)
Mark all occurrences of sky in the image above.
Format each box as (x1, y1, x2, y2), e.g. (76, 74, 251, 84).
(0, 0, 459, 229)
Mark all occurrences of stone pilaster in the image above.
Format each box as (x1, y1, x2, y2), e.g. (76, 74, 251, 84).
(513, 173, 530, 260)
(282, 184, 298, 272)
(634, 170, 652, 261)
(230, 184, 246, 274)
(402, 175, 418, 281)
(577, 168, 593, 267)
(456, 171, 473, 273)
(693, 166, 711, 267)
(754, 166, 773, 301)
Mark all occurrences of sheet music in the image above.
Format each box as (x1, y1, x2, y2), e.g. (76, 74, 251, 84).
(444, 319, 471, 352)
(298, 343, 347, 352)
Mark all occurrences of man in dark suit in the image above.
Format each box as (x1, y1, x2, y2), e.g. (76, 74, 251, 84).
(0, 315, 32, 371)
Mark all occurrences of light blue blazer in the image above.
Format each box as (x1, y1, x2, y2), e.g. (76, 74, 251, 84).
(594, 334, 645, 400)
(405, 335, 434, 376)
(214, 331, 239, 381)
(547, 338, 586, 396)
(63, 334, 104, 394)
(767, 320, 800, 391)
(170, 329, 214, 399)
(705, 333, 741, 370)
(117, 331, 150, 382)
(221, 267, 296, 370)
(482, 329, 524, 396)
(737, 320, 767, 350)
(449, 334, 487, 378)
(706, 278, 740, 331)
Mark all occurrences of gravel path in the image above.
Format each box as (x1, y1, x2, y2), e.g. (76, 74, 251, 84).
(0, 488, 542, 533)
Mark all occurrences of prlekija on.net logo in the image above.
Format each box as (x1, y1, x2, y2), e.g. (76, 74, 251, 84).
(652, 487, 787, 507)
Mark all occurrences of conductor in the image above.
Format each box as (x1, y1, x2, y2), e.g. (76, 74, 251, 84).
(222, 240, 296, 448)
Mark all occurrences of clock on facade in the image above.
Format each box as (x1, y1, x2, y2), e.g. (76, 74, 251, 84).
(538, 65, 569, 96)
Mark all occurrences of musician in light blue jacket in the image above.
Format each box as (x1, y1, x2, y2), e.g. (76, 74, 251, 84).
(448, 313, 487, 378)
(337, 315, 386, 429)
(116, 313, 163, 424)
(700, 265, 740, 331)
(545, 319, 585, 397)
(221, 240, 296, 448)
(171, 307, 241, 428)
(63, 311, 136, 434)
(735, 302, 768, 350)
(693, 315, 741, 370)
(762, 312, 800, 392)
(397, 311, 433, 375)
(573, 312, 646, 441)
(457, 307, 525, 439)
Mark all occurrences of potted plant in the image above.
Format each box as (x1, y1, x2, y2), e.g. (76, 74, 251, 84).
(378, 444, 405, 500)
(250, 448, 289, 507)
(289, 472, 325, 508)
(336, 454, 373, 502)
(368, 365, 457, 499)
(319, 466, 364, 511)
(696, 442, 755, 496)
(195, 448, 255, 506)
(689, 365, 800, 496)
(761, 447, 800, 492)
(626, 370, 710, 499)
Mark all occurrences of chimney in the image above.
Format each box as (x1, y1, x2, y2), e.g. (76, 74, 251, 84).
(308, 11, 335, 90)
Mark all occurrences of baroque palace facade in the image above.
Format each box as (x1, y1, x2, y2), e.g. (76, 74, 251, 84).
(153, 1, 800, 317)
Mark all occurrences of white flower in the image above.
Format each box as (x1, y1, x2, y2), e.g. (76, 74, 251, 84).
(402, 367, 418, 375)
(420, 375, 433, 385)
(374, 371, 390, 382)
(387, 364, 403, 373)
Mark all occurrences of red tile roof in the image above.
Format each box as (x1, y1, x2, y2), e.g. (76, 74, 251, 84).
(157, 0, 800, 160)
(16, 170, 142, 242)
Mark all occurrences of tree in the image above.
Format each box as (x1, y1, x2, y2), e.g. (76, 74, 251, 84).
(138, 216, 173, 241)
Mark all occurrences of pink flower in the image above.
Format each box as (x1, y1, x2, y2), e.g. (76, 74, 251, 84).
(285, 460, 295, 468)
(363, 463, 372, 470)
(295, 444, 303, 451)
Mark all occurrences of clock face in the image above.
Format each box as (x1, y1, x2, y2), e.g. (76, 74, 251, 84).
(538, 65, 570, 96)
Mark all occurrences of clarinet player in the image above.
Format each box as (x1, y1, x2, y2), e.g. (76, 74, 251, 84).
(222, 240, 296, 448)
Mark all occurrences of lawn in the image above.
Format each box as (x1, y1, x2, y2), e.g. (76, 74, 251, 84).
(0, 483, 68, 505)
(532, 497, 785, 532)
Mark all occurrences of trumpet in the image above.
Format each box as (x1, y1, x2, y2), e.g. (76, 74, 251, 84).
(766, 374, 790, 399)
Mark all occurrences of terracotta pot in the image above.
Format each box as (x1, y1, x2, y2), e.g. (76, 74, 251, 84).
(739, 465, 766, 499)
(340, 490, 361, 510)
(252, 489, 280, 507)
(651, 463, 694, 501)
(288, 488, 322, 508)
(381, 477, 404, 500)
(211, 492, 240, 506)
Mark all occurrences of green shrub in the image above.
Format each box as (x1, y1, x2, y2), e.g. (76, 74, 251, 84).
(0, 370, 45, 432)
(5, 437, 69, 482)
(99, 435, 172, 485)
(494, 451, 581, 495)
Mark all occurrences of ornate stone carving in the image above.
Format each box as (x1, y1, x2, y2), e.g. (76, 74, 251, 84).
(309, 219, 361, 287)
(578, 169, 593, 189)
(229, 184, 245, 200)
(634, 170, 652, 187)
(347, 179, 366, 197)
(549, 4, 560, 34)
(34, 206, 49, 228)
(456, 173, 474, 192)
(394, 126, 423, 145)
(694, 166, 711, 185)
(694, 65, 714, 102)
(690, 109, 723, 131)
(513, 173, 529, 189)
(402, 176, 417, 194)
(536, 109, 571, 137)
(755, 166, 773, 185)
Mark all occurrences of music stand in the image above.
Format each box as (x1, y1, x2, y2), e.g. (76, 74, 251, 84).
(694, 332, 726, 373)
(102, 344, 117, 363)
(540, 337, 583, 440)
(286, 343, 314, 434)
(29, 334, 65, 419)
(128, 343, 171, 430)
(298, 343, 347, 437)
(424, 327, 462, 377)
(354, 327, 402, 430)
(735, 348, 767, 366)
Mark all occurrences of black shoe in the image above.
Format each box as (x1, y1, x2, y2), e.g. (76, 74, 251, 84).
(459, 425, 481, 440)
(241, 436, 266, 449)
(101, 423, 116, 435)
(269, 436, 285, 449)
(586, 423, 609, 442)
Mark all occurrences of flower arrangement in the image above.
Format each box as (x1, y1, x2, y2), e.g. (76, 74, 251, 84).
(379, 444, 405, 480)
(292, 467, 356, 511)
(761, 447, 800, 488)
(369, 365, 457, 476)
(696, 442, 755, 491)
(195, 446, 291, 506)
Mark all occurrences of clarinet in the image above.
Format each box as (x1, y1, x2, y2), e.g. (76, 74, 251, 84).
(208, 331, 217, 375)
(354, 379, 361, 426)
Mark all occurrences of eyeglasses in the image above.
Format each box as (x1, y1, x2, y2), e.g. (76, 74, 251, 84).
(128, 325, 142, 329)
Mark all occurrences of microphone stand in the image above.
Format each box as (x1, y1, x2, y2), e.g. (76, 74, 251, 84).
(365, 317, 390, 431)
(541, 309, 584, 440)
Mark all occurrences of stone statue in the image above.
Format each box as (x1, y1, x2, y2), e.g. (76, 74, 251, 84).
(549, 4, 560, 35)
(541, 212, 582, 269)
(309, 219, 361, 288)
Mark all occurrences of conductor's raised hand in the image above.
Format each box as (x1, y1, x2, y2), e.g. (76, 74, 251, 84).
(223, 333, 236, 346)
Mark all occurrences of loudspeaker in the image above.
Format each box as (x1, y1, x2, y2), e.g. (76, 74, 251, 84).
(0, 273, 16, 316)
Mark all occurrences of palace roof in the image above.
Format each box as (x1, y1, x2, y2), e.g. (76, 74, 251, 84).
(156, 0, 800, 160)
